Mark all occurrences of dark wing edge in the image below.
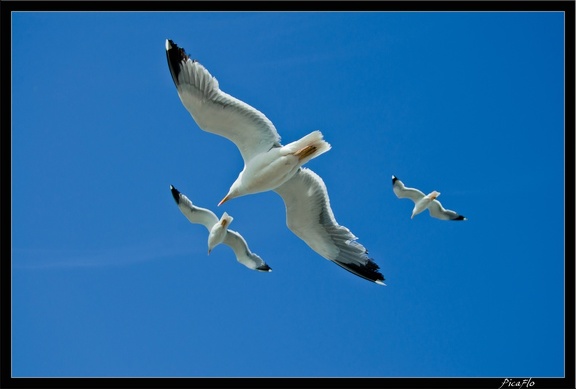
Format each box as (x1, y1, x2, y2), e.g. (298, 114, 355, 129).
(224, 230, 272, 272)
(275, 168, 385, 285)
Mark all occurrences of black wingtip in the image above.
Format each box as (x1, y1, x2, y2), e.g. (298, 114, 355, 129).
(453, 215, 466, 221)
(392, 175, 398, 184)
(334, 259, 385, 286)
(165, 39, 190, 86)
(170, 185, 181, 204)
(257, 264, 272, 272)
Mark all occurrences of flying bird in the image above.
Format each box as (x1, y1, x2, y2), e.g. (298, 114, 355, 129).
(165, 39, 384, 285)
(392, 175, 467, 221)
(170, 185, 272, 272)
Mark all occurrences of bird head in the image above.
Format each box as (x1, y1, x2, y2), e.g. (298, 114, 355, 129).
(218, 186, 241, 206)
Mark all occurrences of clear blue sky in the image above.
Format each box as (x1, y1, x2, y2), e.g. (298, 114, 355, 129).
(11, 10, 567, 379)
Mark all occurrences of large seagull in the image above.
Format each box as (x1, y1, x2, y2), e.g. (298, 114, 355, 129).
(166, 39, 384, 285)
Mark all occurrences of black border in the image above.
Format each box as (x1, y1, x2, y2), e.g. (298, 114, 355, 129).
(2, 1, 574, 389)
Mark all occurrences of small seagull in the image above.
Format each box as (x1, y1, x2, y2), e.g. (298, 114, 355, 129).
(170, 185, 272, 272)
(392, 176, 467, 221)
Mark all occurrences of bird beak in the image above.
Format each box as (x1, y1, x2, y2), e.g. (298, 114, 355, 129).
(218, 194, 230, 207)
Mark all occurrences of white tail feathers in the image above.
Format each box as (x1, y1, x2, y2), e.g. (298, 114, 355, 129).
(286, 130, 331, 164)
(220, 212, 233, 227)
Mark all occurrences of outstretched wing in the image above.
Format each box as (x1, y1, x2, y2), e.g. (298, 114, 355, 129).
(166, 39, 281, 163)
(224, 230, 272, 272)
(170, 185, 218, 230)
(392, 175, 425, 203)
(428, 200, 467, 221)
(274, 168, 385, 285)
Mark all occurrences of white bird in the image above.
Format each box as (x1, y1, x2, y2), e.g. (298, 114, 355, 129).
(166, 39, 384, 285)
(170, 185, 272, 272)
(392, 176, 467, 221)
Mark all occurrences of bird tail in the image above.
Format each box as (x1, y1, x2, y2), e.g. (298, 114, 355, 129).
(221, 212, 234, 227)
(287, 130, 331, 164)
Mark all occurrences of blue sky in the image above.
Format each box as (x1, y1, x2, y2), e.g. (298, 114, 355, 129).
(9, 9, 569, 381)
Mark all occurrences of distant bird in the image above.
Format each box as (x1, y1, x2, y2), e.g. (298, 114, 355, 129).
(392, 176, 467, 221)
(170, 185, 272, 272)
(166, 39, 384, 285)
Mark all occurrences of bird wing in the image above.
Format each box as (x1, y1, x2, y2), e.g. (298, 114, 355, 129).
(428, 199, 466, 221)
(224, 230, 272, 272)
(166, 39, 281, 163)
(274, 168, 385, 285)
(170, 185, 219, 231)
(392, 176, 425, 203)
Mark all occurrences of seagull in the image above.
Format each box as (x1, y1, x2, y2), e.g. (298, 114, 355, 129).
(170, 185, 272, 272)
(166, 39, 385, 285)
(392, 175, 467, 221)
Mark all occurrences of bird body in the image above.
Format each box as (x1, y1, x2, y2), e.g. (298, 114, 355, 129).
(207, 212, 233, 253)
(219, 130, 331, 205)
(411, 190, 441, 219)
(166, 39, 384, 284)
